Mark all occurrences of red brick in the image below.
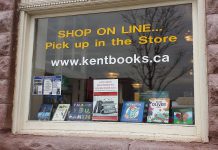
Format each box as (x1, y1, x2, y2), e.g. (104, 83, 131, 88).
(0, 0, 14, 11)
(0, 133, 218, 150)
(0, 104, 12, 129)
(0, 56, 11, 78)
(206, 0, 218, 14)
(0, 79, 9, 104)
(208, 74, 218, 106)
(129, 140, 218, 150)
(209, 106, 218, 136)
(207, 14, 218, 44)
(0, 11, 13, 33)
(0, 32, 11, 56)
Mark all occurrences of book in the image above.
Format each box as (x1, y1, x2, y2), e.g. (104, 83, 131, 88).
(140, 91, 169, 121)
(52, 104, 70, 121)
(147, 98, 170, 123)
(68, 102, 92, 121)
(92, 79, 118, 121)
(121, 101, 145, 122)
(37, 104, 53, 120)
(92, 96, 118, 121)
(173, 108, 193, 125)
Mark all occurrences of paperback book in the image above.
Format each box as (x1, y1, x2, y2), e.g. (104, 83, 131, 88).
(52, 104, 70, 121)
(147, 98, 170, 123)
(68, 102, 92, 121)
(37, 104, 53, 120)
(121, 101, 145, 122)
(92, 79, 118, 121)
(92, 96, 118, 121)
(173, 108, 193, 125)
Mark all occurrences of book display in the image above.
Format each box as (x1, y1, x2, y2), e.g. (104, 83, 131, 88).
(31, 76, 194, 124)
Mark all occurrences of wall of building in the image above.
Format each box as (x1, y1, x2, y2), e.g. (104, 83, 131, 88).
(0, 0, 17, 130)
(207, 0, 218, 143)
(0, 0, 218, 147)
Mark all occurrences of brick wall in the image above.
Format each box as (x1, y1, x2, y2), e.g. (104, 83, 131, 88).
(0, 0, 17, 130)
(207, 0, 218, 142)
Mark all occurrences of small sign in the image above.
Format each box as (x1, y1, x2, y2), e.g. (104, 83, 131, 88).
(52, 75, 62, 95)
(32, 76, 43, 95)
(43, 76, 53, 95)
(43, 76, 62, 95)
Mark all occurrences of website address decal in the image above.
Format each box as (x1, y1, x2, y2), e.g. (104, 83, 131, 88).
(51, 54, 169, 67)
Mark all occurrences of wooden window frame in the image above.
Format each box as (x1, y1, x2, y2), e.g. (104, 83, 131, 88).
(12, 0, 208, 142)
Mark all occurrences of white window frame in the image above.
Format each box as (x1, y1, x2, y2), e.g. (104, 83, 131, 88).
(12, 0, 208, 142)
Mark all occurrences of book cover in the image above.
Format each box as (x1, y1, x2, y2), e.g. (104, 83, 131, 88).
(37, 104, 53, 120)
(147, 98, 170, 123)
(92, 79, 118, 121)
(52, 104, 70, 121)
(121, 101, 145, 122)
(92, 95, 118, 121)
(173, 108, 193, 125)
(68, 102, 92, 121)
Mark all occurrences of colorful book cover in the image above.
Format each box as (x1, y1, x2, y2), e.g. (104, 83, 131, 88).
(92, 79, 118, 121)
(147, 98, 170, 123)
(37, 104, 53, 120)
(173, 108, 193, 125)
(52, 104, 70, 121)
(121, 101, 145, 122)
(68, 102, 92, 121)
(33, 76, 43, 95)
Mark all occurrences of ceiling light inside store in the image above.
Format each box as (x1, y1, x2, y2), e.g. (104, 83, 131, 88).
(184, 30, 193, 42)
(105, 72, 120, 79)
(131, 82, 142, 89)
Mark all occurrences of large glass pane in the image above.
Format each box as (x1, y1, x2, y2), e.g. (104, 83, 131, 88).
(30, 4, 194, 125)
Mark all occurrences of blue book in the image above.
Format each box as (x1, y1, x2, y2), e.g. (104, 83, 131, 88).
(121, 101, 145, 122)
(37, 104, 53, 120)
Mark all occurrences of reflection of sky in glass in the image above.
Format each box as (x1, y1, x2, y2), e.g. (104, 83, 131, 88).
(33, 4, 193, 99)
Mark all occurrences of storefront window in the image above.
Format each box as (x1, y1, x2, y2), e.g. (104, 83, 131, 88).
(30, 4, 194, 125)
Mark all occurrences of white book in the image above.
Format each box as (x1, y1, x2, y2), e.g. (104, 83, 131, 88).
(52, 104, 70, 121)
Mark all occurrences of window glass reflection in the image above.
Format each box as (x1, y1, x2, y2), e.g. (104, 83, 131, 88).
(30, 4, 194, 125)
